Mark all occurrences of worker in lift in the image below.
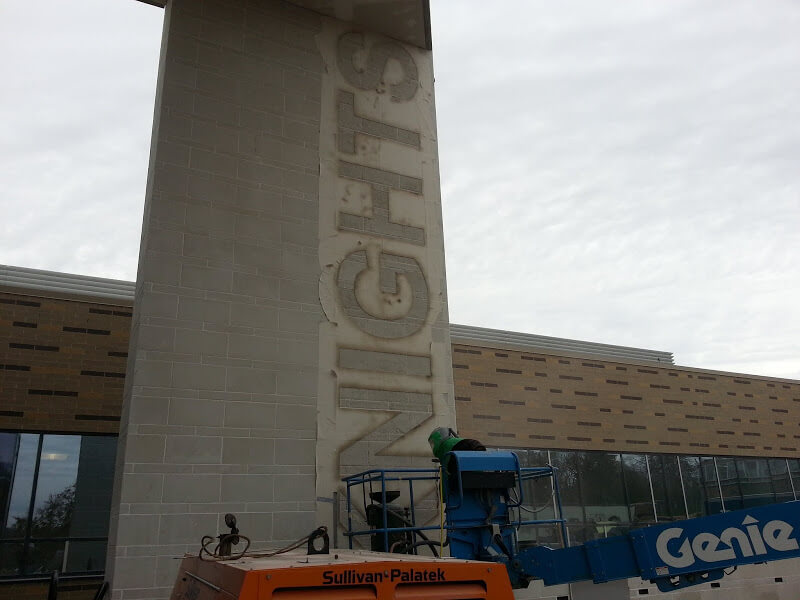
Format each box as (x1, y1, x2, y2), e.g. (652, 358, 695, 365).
(428, 426, 485, 471)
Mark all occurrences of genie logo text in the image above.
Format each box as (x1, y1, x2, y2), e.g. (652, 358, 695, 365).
(656, 515, 799, 569)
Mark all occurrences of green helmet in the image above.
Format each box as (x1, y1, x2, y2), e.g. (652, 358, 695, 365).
(428, 426, 457, 457)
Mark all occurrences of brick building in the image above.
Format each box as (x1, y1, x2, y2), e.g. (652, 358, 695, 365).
(2, 264, 800, 599)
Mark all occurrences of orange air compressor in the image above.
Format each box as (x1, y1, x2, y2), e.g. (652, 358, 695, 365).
(169, 550, 515, 600)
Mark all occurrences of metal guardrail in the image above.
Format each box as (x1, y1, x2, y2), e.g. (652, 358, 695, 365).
(342, 465, 568, 554)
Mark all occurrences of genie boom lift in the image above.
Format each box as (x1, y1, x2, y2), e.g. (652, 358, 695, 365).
(170, 436, 800, 599)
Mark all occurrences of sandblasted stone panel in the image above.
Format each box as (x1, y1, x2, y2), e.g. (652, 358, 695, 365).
(107, 1, 324, 598)
(314, 18, 455, 532)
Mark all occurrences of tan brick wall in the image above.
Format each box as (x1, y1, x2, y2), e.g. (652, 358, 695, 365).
(4, 287, 799, 459)
(452, 343, 800, 458)
(0, 291, 130, 433)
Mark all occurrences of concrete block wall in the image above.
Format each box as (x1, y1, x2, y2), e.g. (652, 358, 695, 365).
(106, 1, 455, 598)
(314, 19, 455, 532)
(106, 2, 325, 598)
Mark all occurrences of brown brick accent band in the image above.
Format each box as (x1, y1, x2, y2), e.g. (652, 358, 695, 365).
(452, 343, 800, 458)
(3, 289, 800, 459)
(0, 292, 129, 433)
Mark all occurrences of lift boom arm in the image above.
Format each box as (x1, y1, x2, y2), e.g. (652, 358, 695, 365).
(442, 451, 800, 592)
(517, 500, 800, 591)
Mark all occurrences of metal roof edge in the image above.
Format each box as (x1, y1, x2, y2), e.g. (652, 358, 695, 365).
(1, 266, 794, 385)
(0, 265, 135, 306)
(449, 323, 674, 365)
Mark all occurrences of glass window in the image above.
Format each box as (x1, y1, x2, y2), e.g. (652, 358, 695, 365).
(649, 455, 686, 522)
(24, 541, 65, 575)
(32, 435, 81, 539)
(788, 459, 800, 497)
(621, 453, 654, 526)
(736, 457, 775, 508)
(579, 453, 628, 539)
(679, 456, 707, 518)
(0, 433, 18, 532)
(551, 451, 586, 546)
(767, 459, 794, 503)
(0, 542, 25, 576)
(66, 539, 107, 573)
(516, 450, 561, 549)
(715, 457, 743, 511)
(699, 456, 723, 514)
(70, 436, 117, 539)
(522, 449, 551, 468)
(0, 433, 116, 578)
(4, 433, 39, 538)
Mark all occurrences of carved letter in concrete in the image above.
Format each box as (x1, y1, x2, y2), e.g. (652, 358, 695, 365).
(337, 245, 428, 338)
(337, 162, 425, 245)
(337, 90, 421, 153)
(337, 32, 419, 102)
(316, 23, 455, 537)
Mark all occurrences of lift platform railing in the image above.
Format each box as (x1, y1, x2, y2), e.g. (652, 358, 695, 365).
(342, 464, 568, 554)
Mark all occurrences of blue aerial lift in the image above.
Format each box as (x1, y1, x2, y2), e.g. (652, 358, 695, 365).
(343, 446, 800, 593)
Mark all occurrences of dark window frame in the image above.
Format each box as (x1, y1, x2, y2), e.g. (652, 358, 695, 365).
(0, 431, 117, 579)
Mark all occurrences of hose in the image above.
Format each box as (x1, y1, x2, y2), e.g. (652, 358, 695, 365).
(379, 508, 441, 558)
(199, 527, 326, 561)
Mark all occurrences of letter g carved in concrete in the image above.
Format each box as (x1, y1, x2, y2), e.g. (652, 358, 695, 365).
(336, 244, 429, 339)
(355, 245, 412, 320)
(337, 32, 419, 102)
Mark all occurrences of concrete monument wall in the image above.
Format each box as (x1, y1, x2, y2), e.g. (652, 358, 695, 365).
(106, 1, 454, 599)
(314, 20, 454, 524)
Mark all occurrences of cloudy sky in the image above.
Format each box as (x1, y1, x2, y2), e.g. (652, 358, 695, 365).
(1, 1, 798, 379)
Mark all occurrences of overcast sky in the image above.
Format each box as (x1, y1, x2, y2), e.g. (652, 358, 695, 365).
(1, 1, 798, 379)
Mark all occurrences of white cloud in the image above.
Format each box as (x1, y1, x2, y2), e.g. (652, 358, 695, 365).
(0, 0, 797, 378)
(433, 0, 800, 378)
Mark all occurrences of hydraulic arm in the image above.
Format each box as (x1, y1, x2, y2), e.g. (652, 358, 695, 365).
(517, 500, 800, 591)
(439, 450, 800, 592)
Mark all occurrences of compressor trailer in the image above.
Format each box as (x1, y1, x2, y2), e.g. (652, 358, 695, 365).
(170, 450, 800, 599)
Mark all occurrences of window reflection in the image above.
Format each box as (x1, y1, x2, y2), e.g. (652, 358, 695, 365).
(4, 434, 39, 537)
(621, 454, 654, 526)
(550, 451, 585, 536)
(515, 450, 561, 549)
(580, 453, 627, 540)
(0, 433, 18, 532)
(716, 457, 743, 511)
(679, 456, 707, 518)
(506, 448, 800, 552)
(71, 436, 117, 539)
(32, 436, 81, 539)
(737, 457, 776, 508)
(649, 455, 686, 522)
(66, 540, 107, 573)
(768, 459, 793, 502)
(788, 460, 800, 498)
(700, 456, 723, 514)
(0, 433, 116, 578)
